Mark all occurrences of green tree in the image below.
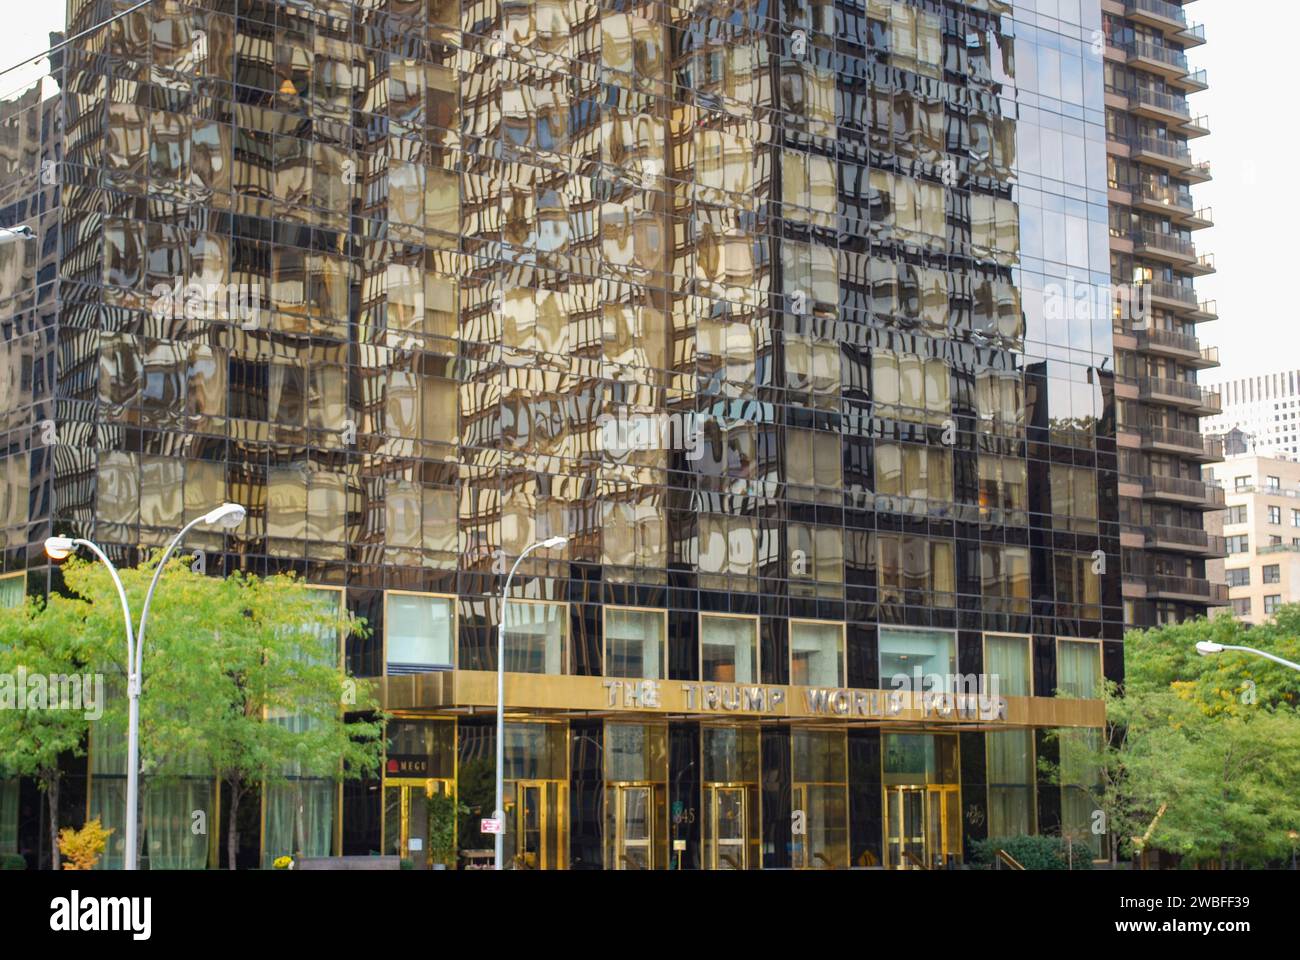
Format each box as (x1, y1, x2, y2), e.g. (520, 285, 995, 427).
(0, 595, 93, 869)
(1110, 614, 1300, 866)
(198, 570, 386, 870)
(11, 557, 386, 870)
(1125, 613, 1300, 715)
(1039, 682, 1134, 867)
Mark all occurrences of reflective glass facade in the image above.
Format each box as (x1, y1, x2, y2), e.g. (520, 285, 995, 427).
(0, 0, 1126, 868)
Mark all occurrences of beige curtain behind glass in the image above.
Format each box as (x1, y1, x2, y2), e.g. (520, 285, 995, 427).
(986, 729, 1035, 839)
(1059, 729, 1105, 859)
(90, 717, 128, 870)
(985, 635, 1030, 697)
(264, 780, 334, 866)
(145, 781, 210, 869)
(1058, 640, 1101, 699)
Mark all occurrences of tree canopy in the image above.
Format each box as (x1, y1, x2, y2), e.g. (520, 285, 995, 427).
(0, 557, 386, 869)
(1096, 611, 1300, 867)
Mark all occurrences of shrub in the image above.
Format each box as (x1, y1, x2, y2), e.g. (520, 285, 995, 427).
(58, 817, 113, 871)
(969, 834, 1095, 870)
(427, 791, 470, 867)
(1, 853, 26, 870)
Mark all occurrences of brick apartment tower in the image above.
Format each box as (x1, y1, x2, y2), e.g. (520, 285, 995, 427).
(1104, 0, 1227, 626)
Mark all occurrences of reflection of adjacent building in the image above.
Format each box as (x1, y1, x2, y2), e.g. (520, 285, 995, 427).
(0, 2, 1124, 869)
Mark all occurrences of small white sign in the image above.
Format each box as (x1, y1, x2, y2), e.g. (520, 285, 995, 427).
(672, 839, 686, 852)
(408, 838, 423, 851)
(481, 818, 503, 834)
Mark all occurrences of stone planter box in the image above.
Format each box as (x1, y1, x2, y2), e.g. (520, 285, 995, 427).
(294, 855, 402, 871)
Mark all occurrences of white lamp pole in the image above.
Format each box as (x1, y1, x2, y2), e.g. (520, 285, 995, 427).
(494, 534, 567, 871)
(43, 536, 136, 866)
(1196, 640, 1300, 673)
(44, 502, 245, 869)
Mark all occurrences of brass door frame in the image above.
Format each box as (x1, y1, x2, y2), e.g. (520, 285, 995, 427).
(705, 784, 748, 870)
(513, 779, 566, 870)
(383, 777, 453, 867)
(884, 783, 960, 870)
(611, 783, 654, 870)
(927, 784, 959, 869)
(885, 785, 926, 870)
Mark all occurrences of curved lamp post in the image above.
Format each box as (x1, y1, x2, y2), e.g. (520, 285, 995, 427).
(44, 501, 245, 869)
(1195, 640, 1300, 673)
(495, 534, 567, 871)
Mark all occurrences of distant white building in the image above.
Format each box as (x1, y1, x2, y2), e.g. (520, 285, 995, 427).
(1202, 370, 1300, 460)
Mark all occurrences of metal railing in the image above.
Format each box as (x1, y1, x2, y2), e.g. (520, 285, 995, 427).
(1232, 485, 1300, 501)
(1141, 425, 1223, 460)
(1148, 524, 1226, 554)
(1137, 182, 1194, 211)
(1137, 327, 1199, 354)
(1134, 135, 1192, 163)
(1134, 230, 1197, 259)
(1125, 0, 1187, 25)
(1148, 575, 1228, 603)
(1133, 85, 1190, 117)
(1258, 543, 1300, 555)
(994, 849, 1025, 871)
(1141, 474, 1225, 506)
(1127, 39, 1189, 72)
(1139, 376, 1212, 404)
(1141, 280, 1198, 307)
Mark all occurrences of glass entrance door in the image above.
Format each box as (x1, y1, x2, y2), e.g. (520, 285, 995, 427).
(382, 779, 452, 869)
(927, 786, 959, 868)
(517, 782, 545, 870)
(885, 786, 926, 869)
(885, 784, 960, 869)
(706, 786, 747, 870)
(510, 780, 565, 869)
(613, 785, 653, 870)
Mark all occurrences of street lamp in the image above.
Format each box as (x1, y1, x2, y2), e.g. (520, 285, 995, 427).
(43, 502, 245, 869)
(1195, 640, 1300, 673)
(494, 534, 567, 871)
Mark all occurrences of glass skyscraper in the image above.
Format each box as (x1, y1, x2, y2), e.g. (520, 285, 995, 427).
(0, 0, 1138, 869)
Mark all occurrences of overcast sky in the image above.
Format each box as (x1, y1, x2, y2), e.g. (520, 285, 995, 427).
(0, 1, 1281, 383)
(1183, 0, 1294, 386)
